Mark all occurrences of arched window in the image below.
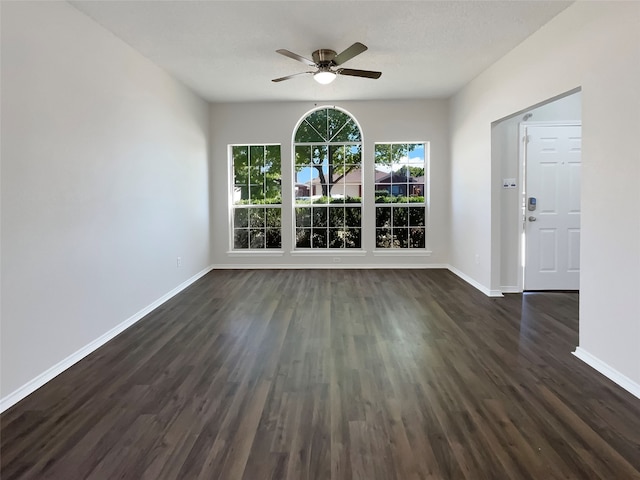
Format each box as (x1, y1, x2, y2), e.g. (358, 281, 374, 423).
(293, 107, 362, 248)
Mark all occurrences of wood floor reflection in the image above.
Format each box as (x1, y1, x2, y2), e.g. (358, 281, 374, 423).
(2, 269, 639, 479)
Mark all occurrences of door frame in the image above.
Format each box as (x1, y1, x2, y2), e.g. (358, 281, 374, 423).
(517, 121, 582, 292)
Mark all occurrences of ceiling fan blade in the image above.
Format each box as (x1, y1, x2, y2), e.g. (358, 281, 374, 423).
(337, 68, 382, 79)
(333, 42, 368, 65)
(276, 49, 316, 67)
(272, 71, 314, 82)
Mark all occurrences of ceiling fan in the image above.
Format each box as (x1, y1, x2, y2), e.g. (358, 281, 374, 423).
(272, 42, 382, 84)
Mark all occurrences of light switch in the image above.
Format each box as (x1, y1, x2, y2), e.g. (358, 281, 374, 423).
(503, 178, 517, 189)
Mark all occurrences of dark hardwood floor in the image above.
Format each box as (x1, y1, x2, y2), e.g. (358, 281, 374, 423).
(2, 269, 639, 479)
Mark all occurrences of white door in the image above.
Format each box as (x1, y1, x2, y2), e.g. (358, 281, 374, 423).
(524, 124, 581, 290)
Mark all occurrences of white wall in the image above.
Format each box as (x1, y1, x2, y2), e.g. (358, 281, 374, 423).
(1, 2, 211, 404)
(493, 91, 582, 291)
(450, 2, 640, 389)
(210, 100, 450, 267)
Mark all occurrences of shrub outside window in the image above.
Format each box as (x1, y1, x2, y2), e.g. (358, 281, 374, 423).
(375, 143, 427, 249)
(231, 145, 281, 249)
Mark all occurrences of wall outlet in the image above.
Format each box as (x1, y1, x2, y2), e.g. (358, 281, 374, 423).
(475, 254, 480, 265)
(177, 256, 182, 267)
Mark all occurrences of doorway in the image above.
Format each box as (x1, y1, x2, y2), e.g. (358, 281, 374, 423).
(521, 123, 582, 290)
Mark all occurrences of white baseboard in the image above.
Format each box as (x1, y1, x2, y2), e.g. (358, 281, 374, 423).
(500, 286, 522, 294)
(573, 347, 640, 400)
(213, 263, 450, 270)
(447, 266, 503, 297)
(215, 262, 502, 297)
(0, 265, 215, 413)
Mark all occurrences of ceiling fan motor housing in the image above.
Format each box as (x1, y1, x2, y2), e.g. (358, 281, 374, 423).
(312, 49, 337, 67)
(272, 42, 380, 82)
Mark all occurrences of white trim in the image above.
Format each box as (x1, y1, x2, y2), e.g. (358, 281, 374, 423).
(573, 347, 640, 400)
(500, 286, 522, 294)
(290, 249, 367, 257)
(447, 265, 504, 297)
(373, 249, 432, 257)
(214, 263, 503, 298)
(227, 250, 285, 257)
(214, 263, 448, 270)
(0, 265, 215, 413)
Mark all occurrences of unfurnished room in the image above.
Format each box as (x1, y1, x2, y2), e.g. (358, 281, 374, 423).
(1, 1, 639, 479)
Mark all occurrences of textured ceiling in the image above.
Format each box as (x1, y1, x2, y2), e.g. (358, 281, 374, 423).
(69, 0, 572, 103)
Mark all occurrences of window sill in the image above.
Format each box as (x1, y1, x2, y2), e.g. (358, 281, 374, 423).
(227, 250, 285, 257)
(372, 249, 432, 257)
(290, 249, 367, 257)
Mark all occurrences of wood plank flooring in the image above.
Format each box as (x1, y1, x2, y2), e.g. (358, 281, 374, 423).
(2, 269, 639, 479)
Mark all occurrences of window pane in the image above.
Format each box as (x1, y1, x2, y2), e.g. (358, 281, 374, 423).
(266, 145, 281, 166)
(329, 110, 361, 142)
(265, 178, 281, 203)
(232, 146, 249, 169)
(266, 208, 281, 228)
(250, 145, 265, 168)
(393, 207, 408, 227)
(249, 166, 262, 186)
(375, 144, 391, 166)
(234, 208, 248, 228)
(409, 207, 425, 227)
(345, 228, 361, 249)
(266, 228, 281, 249)
(344, 186, 361, 203)
(328, 229, 344, 248)
(375, 189, 390, 203)
(295, 166, 313, 202)
(329, 144, 344, 166)
(250, 229, 265, 248)
(329, 207, 345, 228)
(249, 208, 265, 228)
(296, 228, 311, 248)
(376, 228, 393, 248)
(345, 207, 361, 228)
(330, 183, 346, 201)
(295, 145, 312, 165)
(303, 110, 328, 141)
(312, 207, 327, 228)
(410, 228, 425, 248)
(312, 229, 328, 248)
(395, 228, 409, 248)
(234, 166, 248, 186)
(347, 144, 361, 163)
(392, 144, 407, 162)
(234, 185, 249, 204)
(234, 229, 249, 249)
(250, 185, 264, 202)
(376, 207, 391, 228)
(312, 145, 328, 166)
(296, 207, 311, 227)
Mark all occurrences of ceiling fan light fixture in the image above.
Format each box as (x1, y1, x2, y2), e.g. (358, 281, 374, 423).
(273, 43, 380, 84)
(314, 70, 336, 85)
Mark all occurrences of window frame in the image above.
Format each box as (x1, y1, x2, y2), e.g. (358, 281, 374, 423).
(373, 141, 430, 252)
(292, 106, 364, 251)
(228, 143, 283, 252)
